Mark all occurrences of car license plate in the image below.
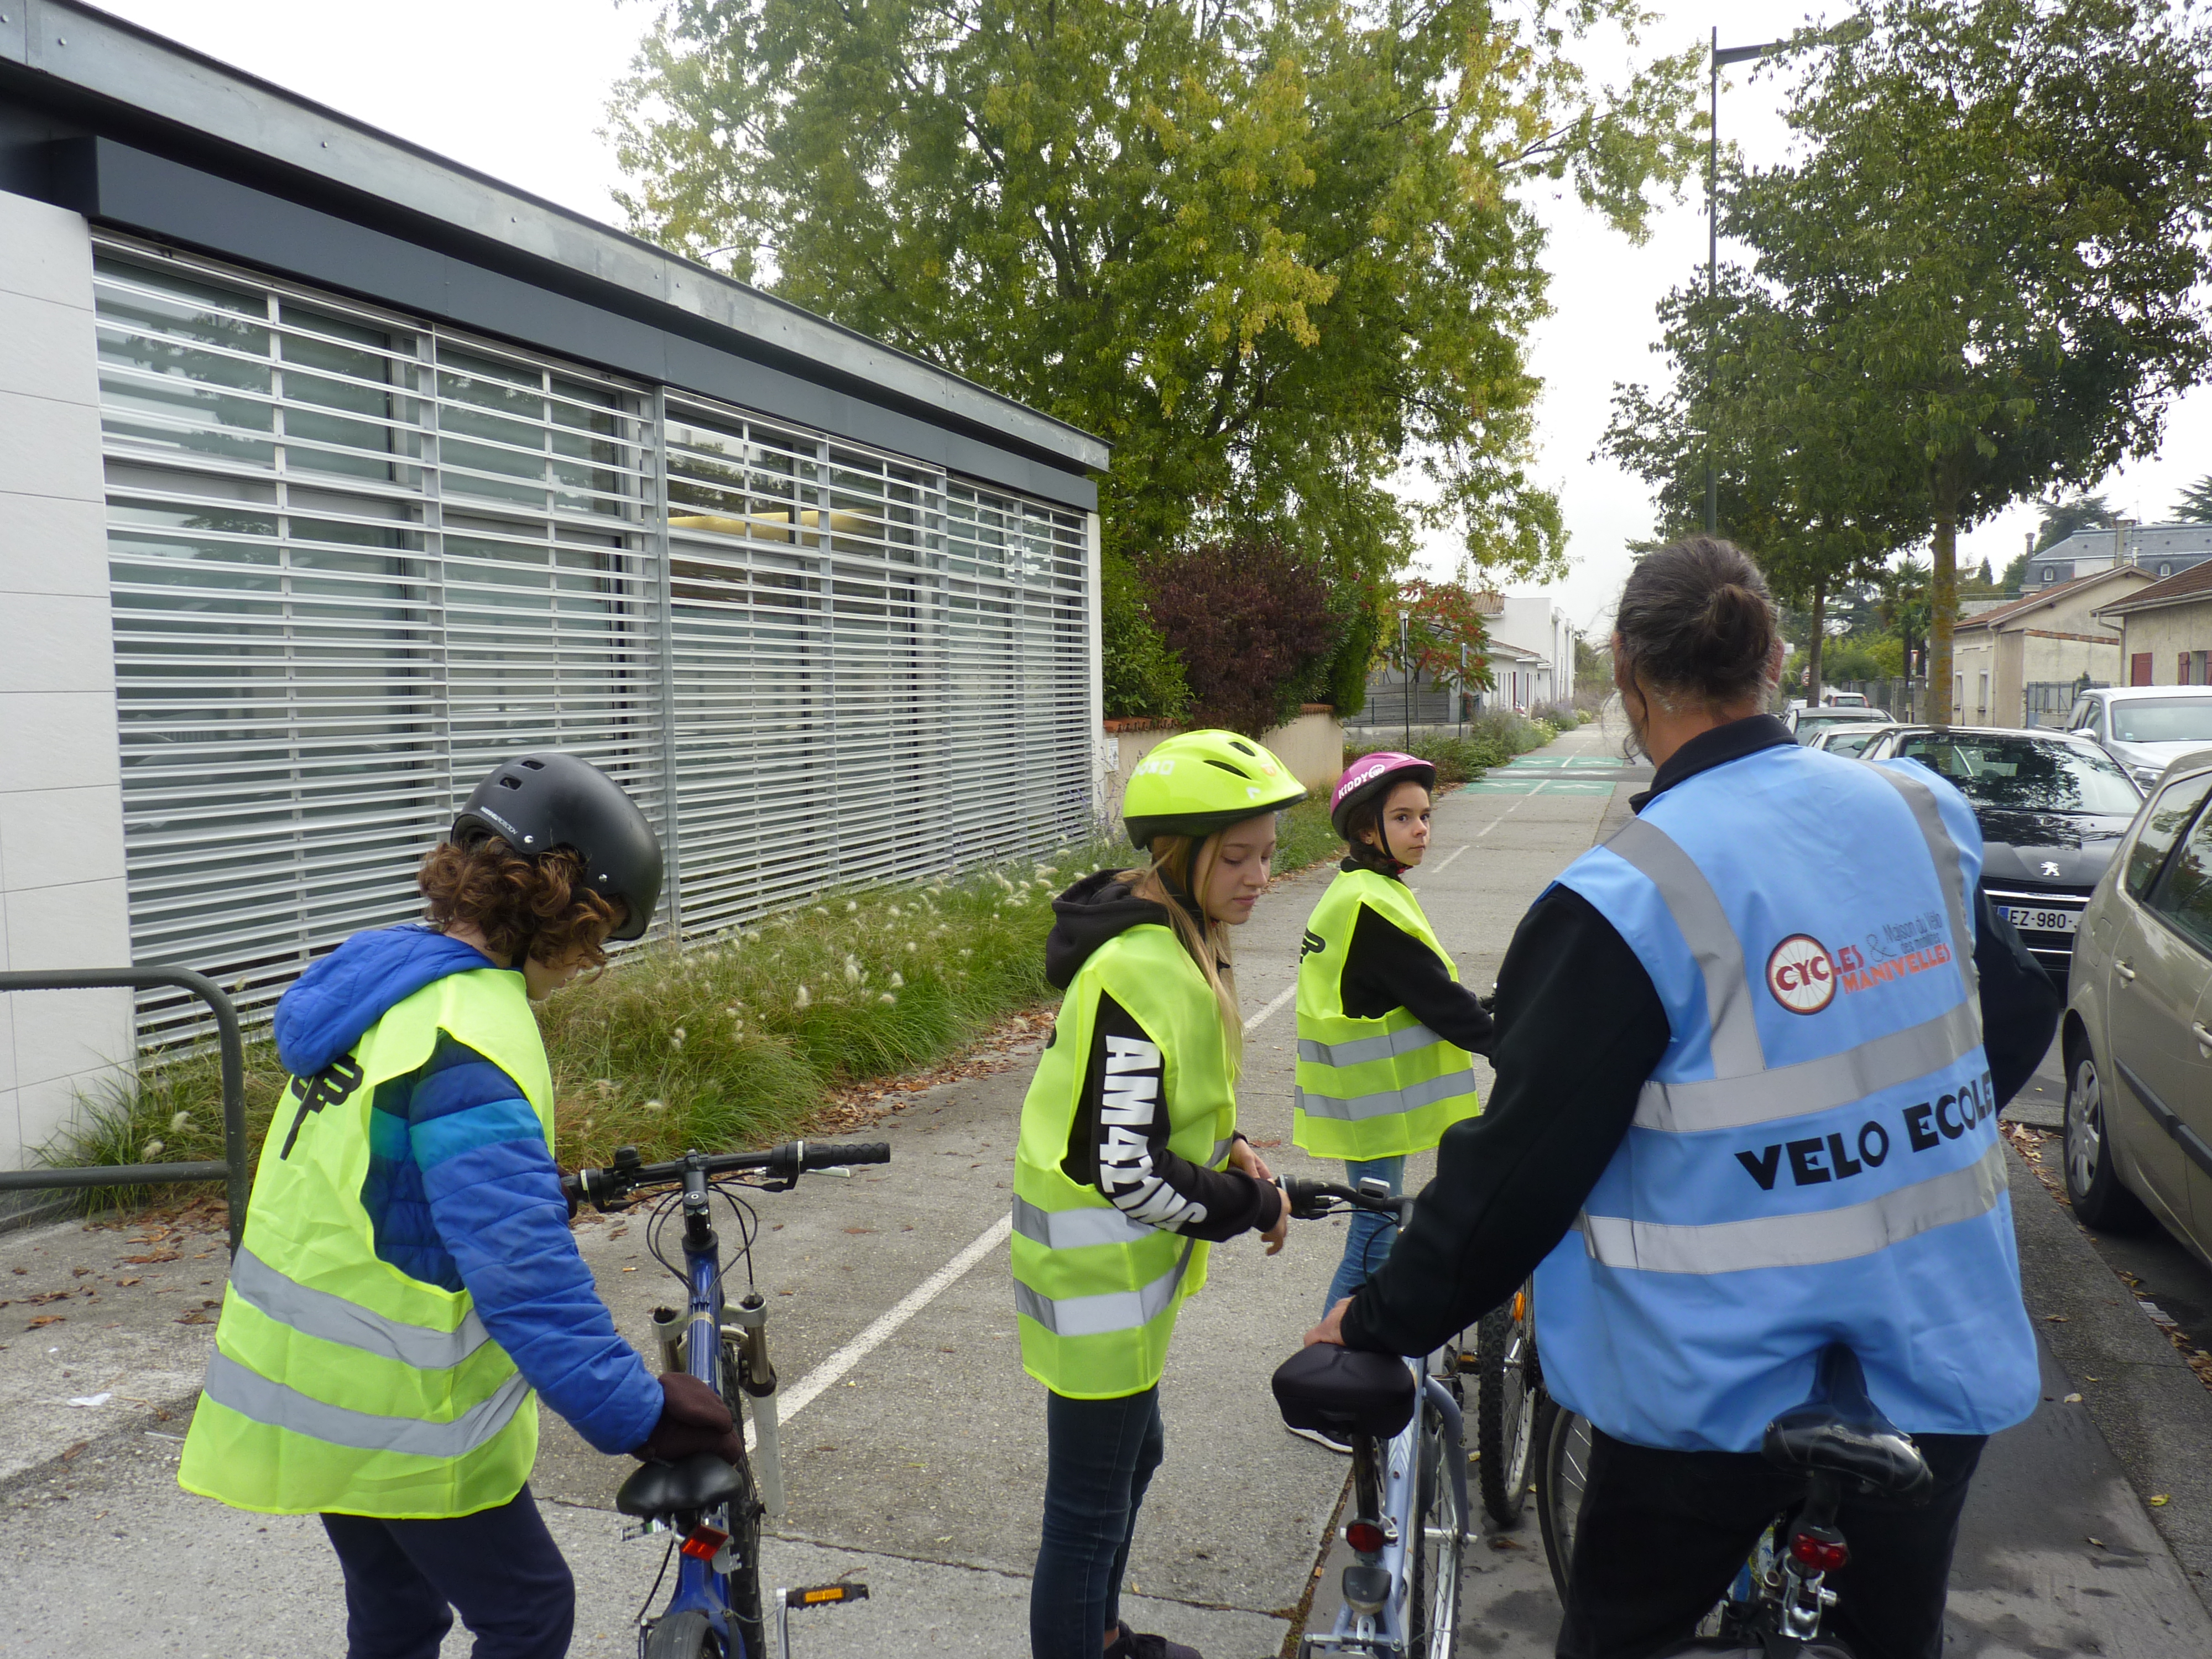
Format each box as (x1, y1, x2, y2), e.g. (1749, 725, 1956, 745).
(2001, 905, 2080, 935)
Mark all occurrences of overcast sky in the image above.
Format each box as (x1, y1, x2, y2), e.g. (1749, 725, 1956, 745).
(99, 0, 2212, 640)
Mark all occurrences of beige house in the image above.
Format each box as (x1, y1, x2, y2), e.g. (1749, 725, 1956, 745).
(1950, 566, 2156, 726)
(2094, 561, 2212, 685)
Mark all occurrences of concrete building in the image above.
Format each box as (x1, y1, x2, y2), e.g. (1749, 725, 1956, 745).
(0, 4, 1106, 1179)
(1951, 566, 2154, 727)
(2094, 562, 2212, 686)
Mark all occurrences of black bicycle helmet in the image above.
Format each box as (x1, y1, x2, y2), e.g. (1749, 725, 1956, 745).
(451, 752, 663, 941)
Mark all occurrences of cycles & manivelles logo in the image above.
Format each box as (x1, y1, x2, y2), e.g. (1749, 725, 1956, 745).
(1766, 933, 1837, 1015)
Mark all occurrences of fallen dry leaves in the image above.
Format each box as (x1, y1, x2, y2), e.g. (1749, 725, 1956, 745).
(801, 1006, 1059, 1135)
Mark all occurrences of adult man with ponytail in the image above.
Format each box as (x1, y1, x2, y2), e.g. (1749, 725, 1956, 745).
(1305, 538, 2061, 1658)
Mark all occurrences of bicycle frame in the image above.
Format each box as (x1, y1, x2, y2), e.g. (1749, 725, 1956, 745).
(650, 1165, 747, 1652)
(1306, 1362, 1467, 1657)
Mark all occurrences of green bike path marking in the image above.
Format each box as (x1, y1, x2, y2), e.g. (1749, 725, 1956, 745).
(1464, 776, 1617, 796)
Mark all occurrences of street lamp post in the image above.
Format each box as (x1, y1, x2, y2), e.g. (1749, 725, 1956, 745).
(1399, 608, 1412, 749)
(1705, 31, 1791, 534)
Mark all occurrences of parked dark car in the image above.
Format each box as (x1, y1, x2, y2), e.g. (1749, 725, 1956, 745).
(1857, 726, 2146, 978)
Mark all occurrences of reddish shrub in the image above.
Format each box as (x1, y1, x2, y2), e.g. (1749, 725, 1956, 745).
(1141, 538, 1343, 735)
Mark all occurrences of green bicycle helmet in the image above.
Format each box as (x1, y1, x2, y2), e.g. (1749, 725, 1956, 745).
(1123, 729, 1306, 852)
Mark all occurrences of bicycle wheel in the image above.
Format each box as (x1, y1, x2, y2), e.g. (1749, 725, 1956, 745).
(1405, 1394, 1464, 1658)
(1475, 1288, 1536, 1526)
(718, 1342, 768, 1658)
(642, 1609, 723, 1659)
(1532, 1395, 1592, 1607)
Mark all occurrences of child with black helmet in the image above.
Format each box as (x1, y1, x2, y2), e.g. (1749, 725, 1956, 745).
(180, 753, 738, 1659)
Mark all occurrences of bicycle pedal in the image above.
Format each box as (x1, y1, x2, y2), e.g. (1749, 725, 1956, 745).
(783, 1582, 869, 1609)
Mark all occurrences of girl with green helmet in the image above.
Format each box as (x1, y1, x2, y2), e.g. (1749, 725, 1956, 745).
(1011, 729, 1305, 1659)
(1289, 750, 1494, 1446)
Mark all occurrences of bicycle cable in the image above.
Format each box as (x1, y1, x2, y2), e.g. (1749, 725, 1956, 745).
(632, 1536, 676, 1627)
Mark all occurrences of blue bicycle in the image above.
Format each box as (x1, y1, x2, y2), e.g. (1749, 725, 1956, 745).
(565, 1140, 889, 1659)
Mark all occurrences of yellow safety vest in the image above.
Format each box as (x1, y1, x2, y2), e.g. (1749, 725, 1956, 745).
(178, 968, 552, 1518)
(1011, 925, 1238, 1400)
(1293, 868, 1481, 1160)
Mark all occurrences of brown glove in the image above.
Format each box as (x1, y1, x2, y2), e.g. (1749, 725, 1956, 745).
(632, 1371, 743, 1465)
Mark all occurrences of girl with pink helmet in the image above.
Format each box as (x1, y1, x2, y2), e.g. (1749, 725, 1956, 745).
(1285, 752, 1494, 1445)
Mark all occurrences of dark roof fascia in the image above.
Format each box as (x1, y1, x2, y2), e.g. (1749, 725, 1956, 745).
(0, 1, 1108, 485)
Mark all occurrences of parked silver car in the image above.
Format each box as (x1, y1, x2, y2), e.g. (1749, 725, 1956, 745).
(2064, 685, 2212, 791)
(2060, 749, 2212, 1259)
(1805, 721, 1897, 758)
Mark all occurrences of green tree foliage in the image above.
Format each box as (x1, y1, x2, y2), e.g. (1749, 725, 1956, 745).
(1719, 0, 2212, 726)
(1603, 269, 1901, 705)
(1099, 551, 1191, 719)
(609, 0, 1704, 684)
(2033, 493, 2116, 553)
(2174, 474, 2212, 523)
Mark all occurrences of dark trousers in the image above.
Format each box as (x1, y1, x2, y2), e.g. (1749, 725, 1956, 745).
(322, 1484, 575, 1659)
(1557, 1428, 1985, 1659)
(1031, 1385, 1166, 1659)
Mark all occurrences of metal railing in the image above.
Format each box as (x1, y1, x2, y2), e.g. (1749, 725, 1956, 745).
(0, 969, 247, 1255)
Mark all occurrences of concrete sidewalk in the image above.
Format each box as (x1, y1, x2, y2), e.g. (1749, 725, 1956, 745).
(6, 708, 2210, 1656)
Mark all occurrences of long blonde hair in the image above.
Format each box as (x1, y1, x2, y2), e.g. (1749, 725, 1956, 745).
(1120, 830, 1241, 1051)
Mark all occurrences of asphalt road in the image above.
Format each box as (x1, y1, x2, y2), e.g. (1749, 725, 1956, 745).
(6, 709, 2212, 1656)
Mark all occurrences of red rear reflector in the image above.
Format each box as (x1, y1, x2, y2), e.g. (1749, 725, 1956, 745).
(1789, 1532, 1849, 1572)
(681, 1524, 729, 1562)
(1345, 1521, 1387, 1554)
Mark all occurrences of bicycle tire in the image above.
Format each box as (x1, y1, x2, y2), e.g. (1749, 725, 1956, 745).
(1532, 1395, 1592, 1607)
(642, 1609, 723, 1659)
(1405, 1392, 1464, 1658)
(718, 1341, 768, 1659)
(1475, 1291, 1536, 1526)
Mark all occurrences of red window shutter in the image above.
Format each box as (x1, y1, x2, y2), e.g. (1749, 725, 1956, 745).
(2131, 652, 2155, 686)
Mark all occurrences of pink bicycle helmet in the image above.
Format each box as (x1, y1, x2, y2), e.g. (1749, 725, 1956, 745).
(1329, 752, 1438, 842)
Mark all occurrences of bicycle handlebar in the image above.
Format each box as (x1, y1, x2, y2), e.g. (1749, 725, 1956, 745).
(1276, 1175, 1409, 1222)
(562, 1140, 891, 1211)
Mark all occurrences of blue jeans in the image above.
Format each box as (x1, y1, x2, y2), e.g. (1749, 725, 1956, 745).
(1323, 1155, 1405, 1316)
(1031, 1385, 1165, 1659)
(320, 1484, 572, 1659)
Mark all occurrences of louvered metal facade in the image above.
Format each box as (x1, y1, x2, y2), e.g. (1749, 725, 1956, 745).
(93, 241, 1097, 1043)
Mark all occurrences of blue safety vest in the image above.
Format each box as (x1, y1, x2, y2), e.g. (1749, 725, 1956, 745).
(1534, 744, 2040, 1453)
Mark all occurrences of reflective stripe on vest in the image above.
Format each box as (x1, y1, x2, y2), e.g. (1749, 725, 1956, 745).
(202, 1352, 533, 1459)
(1537, 745, 2041, 1453)
(229, 1246, 493, 1370)
(1293, 870, 1480, 1159)
(1295, 1067, 1481, 1124)
(1580, 1141, 2007, 1274)
(178, 963, 552, 1517)
(1010, 923, 1237, 1399)
(1011, 1238, 1196, 1338)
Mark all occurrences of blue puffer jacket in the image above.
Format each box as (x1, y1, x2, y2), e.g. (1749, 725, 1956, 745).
(274, 924, 663, 1457)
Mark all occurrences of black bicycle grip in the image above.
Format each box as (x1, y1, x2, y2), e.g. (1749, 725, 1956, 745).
(802, 1141, 891, 1169)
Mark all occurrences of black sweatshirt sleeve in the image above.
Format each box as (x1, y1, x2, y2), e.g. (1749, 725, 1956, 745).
(1973, 889, 2062, 1108)
(1060, 990, 1281, 1243)
(1340, 886, 1668, 1356)
(1340, 902, 1497, 1056)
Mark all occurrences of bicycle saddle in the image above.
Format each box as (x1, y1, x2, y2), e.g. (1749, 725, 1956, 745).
(1761, 1344, 1933, 1503)
(617, 1451, 747, 1518)
(1271, 1345, 1416, 1439)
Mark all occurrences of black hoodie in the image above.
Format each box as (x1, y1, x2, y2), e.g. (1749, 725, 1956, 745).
(1041, 871, 1283, 1241)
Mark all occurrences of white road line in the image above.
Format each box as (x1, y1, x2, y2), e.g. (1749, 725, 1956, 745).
(1243, 983, 1296, 1034)
(1427, 844, 1469, 876)
(750, 1212, 1014, 1446)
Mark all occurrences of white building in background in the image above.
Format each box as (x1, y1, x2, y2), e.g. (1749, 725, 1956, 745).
(1476, 592, 1579, 712)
